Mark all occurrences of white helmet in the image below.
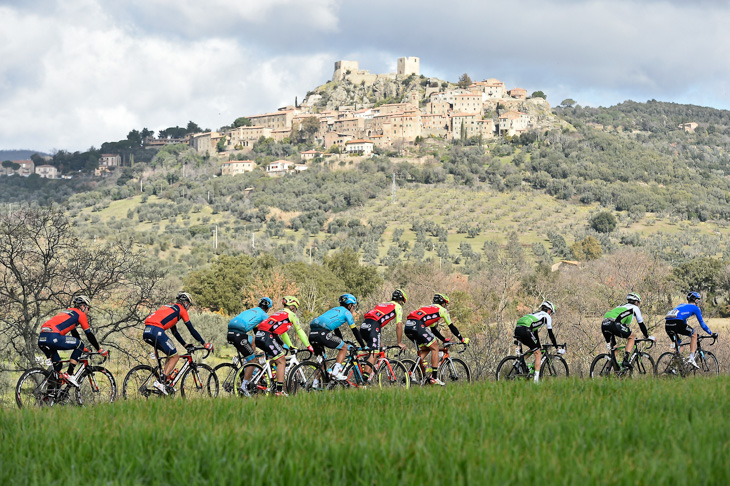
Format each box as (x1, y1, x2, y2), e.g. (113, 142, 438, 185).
(540, 301, 555, 313)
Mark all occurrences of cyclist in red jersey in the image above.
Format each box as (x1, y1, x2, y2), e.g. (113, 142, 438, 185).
(360, 289, 408, 381)
(143, 292, 213, 395)
(255, 296, 313, 396)
(405, 293, 469, 386)
(37, 295, 108, 388)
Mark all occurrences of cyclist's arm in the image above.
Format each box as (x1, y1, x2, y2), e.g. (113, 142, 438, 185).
(290, 314, 311, 348)
(83, 329, 101, 350)
(70, 329, 82, 341)
(280, 331, 294, 349)
(183, 320, 205, 345)
(169, 325, 188, 347)
(447, 324, 464, 342)
(633, 307, 649, 338)
(350, 326, 366, 348)
(695, 308, 712, 334)
(547, 327, 558, 348)
(431, 325, 447, 342)
(333, 327, 344, 340)
(396, 321, 404, 346)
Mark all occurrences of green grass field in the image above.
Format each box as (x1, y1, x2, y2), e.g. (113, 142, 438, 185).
(1, 377, 729, 485)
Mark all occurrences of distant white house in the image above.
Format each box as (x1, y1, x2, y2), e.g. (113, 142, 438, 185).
(221, 160, 255, 176)
(344, 139, 374, 155)
(300, 150, 322, 160)
(266, 160, 295, 176)
(35, 164, 59, 179)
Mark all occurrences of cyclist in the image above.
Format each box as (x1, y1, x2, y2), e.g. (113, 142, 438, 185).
(405, 293, 468, 386)
(228, 297, 272, 396)
(601, 292, 654, 370)
(255, 296, 313, 396)
(514, 301, 561, 383)
(360, 289, 408, 381)
(309, 294, 365, 381)
(143, 292, 213, 395)
(665, 291, 714, 369)
(37, 295, 108, 387)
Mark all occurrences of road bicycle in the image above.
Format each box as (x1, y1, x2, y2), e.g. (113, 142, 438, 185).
(122, 346, 217, 399)
(589, 338, 655, 378)
(495, 342, 568, 381)
(655, 333, 719, 377)
(15, 351, 116, 409)
(401, 341, 471, 386)
(350, 345, 410, 389)
(228, 348, 314, 397)
(286, 342, 373, 395)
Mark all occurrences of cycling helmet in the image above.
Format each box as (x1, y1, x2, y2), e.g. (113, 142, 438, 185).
(339, 293, 358, 307)
(433, 293, 450, 306)
(282, 296, 300, 309)
(392, 288, 408, 303)
(626, 292, 642, 304)
(258, 297, 273, 311)
(72, 295, 91, 308)
(687, 291, 701, 303)
(540, 300, 555, 313)
(176, 292, 193, 305)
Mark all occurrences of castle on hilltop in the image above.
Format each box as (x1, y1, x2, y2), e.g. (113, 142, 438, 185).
(332, 57, 420, 82)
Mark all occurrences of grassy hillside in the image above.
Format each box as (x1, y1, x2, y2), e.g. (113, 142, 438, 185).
(1, 377, 728, 484)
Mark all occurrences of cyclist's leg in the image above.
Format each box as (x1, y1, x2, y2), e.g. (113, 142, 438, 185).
(515, 326, 540, 380)
(143, 326, 177, 377)
(361, 319, 379, 369)
(255, 330, 286, 392)
(229, 331, 256, 380)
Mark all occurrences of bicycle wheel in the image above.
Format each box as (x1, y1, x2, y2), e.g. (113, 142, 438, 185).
(438, 358, 471, 385)
(180, 364, 217, 399)
(123, 365, 162, 399)
(496, 356, 528, 381)
(287, 361, 326, 395)
(375, 360, 410, 388)
(344, 360, 377, 387)
(633, 352, 656, 377)
(589, 354, 615, 378)
(75, 366, 117, 405)
(540, 355, 568, 381)
(212, 362, 239, 397)
(695, 351, 719, 376)
(401, 358, 425, 386)
(16, 368, 54, 409)
(238, 363, 271, 397)
(655, 352, 682, 378)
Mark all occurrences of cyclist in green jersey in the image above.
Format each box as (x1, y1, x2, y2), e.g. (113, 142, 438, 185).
(601, 293, 655, 369)
(514, 301, 562, 382)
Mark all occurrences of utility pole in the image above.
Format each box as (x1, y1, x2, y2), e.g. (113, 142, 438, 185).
(391, 173, 397, 203)
(251, 232, 255, 249)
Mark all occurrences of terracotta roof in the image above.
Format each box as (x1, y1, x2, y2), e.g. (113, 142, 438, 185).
(346, 139, 373, 144)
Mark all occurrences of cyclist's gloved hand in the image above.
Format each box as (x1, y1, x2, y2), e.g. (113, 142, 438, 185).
(204, 342, 214, 351)
(398, 342, 407, 350)
(83, 347, 90, 353)
(307, 345, 314, 353)
(648, 335, 656, 342)
(462, 337, 470, 345)
(557, 348, 566, 355)
(185, 344, 195, 353)
(98, 348, 109, 357)
(289, 347, 298, 355)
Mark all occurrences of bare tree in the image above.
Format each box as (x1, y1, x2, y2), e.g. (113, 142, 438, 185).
(0, 207, 164, 368)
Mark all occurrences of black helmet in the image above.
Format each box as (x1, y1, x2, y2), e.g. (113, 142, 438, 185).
(258, 297, 273, 311)
(392, 288, 408, 303)
(176, 292, 193, 305)
(433, 293, 450, 306)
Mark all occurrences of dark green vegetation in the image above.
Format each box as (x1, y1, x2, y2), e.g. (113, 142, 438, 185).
(1, 377, 728, 484)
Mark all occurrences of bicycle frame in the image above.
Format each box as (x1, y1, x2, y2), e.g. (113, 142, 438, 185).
(407, 342, 467, 384)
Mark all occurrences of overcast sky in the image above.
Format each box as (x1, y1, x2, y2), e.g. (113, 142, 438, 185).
(1, 0, 728, 152)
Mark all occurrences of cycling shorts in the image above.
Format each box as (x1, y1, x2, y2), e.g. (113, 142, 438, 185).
(404, 319, 436, 349)
(514, 325, 539, 352)
(38, 331, 84, 363)
(227, 330, 255, 359)
(254, 330, 285, 360)
(308, 328, 344, 357)
(360, 319, 382, 350)
(143, 326, 177, 357)
(665, 319, 694, 341)
(601, 318, 631, 343)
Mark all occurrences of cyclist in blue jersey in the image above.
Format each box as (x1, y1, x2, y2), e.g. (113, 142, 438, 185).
(228, 297, 272, 395)
(665, 292, 715, 369)
(308, 294, 366, 380)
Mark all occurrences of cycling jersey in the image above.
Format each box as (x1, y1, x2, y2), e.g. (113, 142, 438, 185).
(604, 304, 643, 326)
(228, 307, 269, 333)
(516, 311, 552, 331)
(310, 306, 355, 331)
(665, 303, 711, 334)
(363, 301, 403, 329)
(406, 304, 452, 328)
(145, 304, 191, 331)
(40, 308, 90, 335)
(258, 309, 310, 349)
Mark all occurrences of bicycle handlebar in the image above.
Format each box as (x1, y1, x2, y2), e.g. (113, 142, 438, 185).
(635, 338, 655, 350)
(443, 341, 468, 353)
(81, 351, 109, 364)
(182, 346, 211, 359)
(699, 333, 718, 345)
